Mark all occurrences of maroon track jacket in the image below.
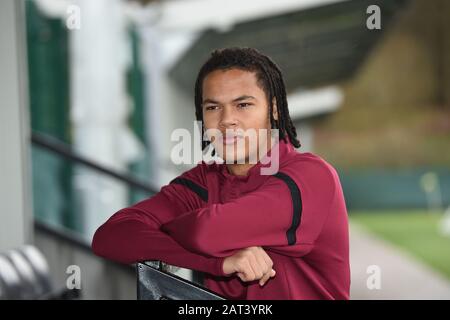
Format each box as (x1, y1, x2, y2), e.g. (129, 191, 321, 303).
(92, 137, 350, 299)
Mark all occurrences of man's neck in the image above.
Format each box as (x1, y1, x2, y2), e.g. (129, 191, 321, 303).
(226, 163, 255, 177)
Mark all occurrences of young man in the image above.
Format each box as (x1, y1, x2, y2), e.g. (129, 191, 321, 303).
(92, 47, 350, 300)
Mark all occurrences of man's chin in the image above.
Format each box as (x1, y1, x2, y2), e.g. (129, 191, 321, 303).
(220, 154, 251, 165)
(213, 147, 259, 164)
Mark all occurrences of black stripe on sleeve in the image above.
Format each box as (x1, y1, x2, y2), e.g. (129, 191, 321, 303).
(170, 177, 208, 202)
(273, 172, 303, 245)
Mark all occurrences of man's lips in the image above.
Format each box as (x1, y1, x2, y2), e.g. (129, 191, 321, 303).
(219, 135, 243, 145)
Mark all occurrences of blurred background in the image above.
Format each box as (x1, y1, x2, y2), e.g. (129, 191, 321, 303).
(1, 0, 450, 299)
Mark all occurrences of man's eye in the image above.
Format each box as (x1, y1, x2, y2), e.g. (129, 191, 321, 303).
(205, 105, 219, 111)
(237, 103, 251, 108)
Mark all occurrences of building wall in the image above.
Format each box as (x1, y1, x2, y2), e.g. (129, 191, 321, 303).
(0, 0, 33, 251)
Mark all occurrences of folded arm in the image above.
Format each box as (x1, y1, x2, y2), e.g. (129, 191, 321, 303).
(92, 165, 228, 277)
(161, 167, 336, 258)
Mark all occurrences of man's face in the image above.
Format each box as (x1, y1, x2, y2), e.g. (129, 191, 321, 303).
(201, 68, 277, 164)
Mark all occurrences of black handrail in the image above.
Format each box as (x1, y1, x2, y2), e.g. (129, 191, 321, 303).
(31, 132, 159, 194)
(31, 132, 209, 293)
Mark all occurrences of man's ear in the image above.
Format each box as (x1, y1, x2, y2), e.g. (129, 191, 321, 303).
(272, 97, 278, 121)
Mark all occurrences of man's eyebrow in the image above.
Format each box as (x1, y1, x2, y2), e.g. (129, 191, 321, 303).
(233, 95, 256, 102)
(202, 95, 256, 105)
(202, 98, 219, 105)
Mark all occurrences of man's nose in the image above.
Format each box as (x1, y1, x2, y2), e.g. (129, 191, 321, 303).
(219, 106, 238, 128)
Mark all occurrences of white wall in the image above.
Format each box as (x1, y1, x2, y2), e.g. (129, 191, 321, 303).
(0, 0, 33, 251)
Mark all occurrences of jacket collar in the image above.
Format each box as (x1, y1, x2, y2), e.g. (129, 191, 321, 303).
(211, 136, 294, 187)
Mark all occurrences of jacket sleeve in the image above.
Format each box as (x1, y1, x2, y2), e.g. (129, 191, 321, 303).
(161, 161, 337, 258)
(91, 164, 228, 277)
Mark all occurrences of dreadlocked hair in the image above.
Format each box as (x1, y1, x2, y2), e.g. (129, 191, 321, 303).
(194, 47, 301, 152)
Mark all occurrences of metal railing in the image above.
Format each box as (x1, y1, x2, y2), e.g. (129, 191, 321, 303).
(31, 132, 159, 194)
(137, 261, 225, 300)
(31, 132, 221, 300)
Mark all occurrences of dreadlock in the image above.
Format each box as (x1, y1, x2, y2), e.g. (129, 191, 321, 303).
(194, 47, 301, 151)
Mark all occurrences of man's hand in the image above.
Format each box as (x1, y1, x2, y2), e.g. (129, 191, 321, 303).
(222, 246, 276, 286)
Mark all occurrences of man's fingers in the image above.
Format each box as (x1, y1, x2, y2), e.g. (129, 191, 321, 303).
(254, 249, 271, 276)
(259, 269, 276, 286)
(256, 247, 274, 286)
(248, 252, 264, 280)
(241, 259, 256, 282)
(260, 248, 274, 270)
(259, 271, 271, 286)
(233, 247, 275, 283)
